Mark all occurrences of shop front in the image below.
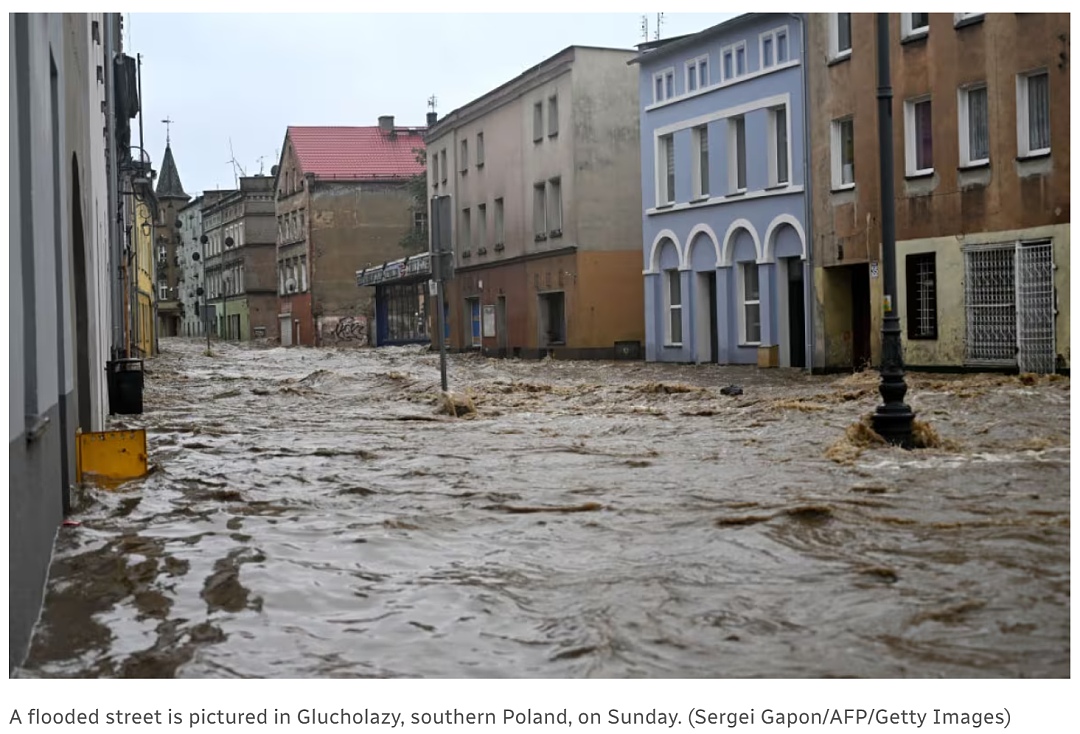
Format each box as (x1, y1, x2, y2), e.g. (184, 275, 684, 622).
(357, 253, 433, 346)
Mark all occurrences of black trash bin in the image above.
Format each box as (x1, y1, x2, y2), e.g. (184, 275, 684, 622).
(109, 358, 144, 415)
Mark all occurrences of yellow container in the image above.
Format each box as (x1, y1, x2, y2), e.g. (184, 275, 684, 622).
(757, 345, 779, 368)
(76, 429, 148, 484)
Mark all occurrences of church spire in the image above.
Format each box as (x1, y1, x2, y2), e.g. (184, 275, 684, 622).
(155, 138, 188, 200)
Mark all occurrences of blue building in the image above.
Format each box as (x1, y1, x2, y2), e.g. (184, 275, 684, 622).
(633, 14, 811, 368)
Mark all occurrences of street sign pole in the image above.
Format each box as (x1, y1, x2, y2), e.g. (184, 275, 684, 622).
(431, 195, 452, 393)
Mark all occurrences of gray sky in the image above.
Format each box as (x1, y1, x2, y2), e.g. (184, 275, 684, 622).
(130, 13, 734, 196)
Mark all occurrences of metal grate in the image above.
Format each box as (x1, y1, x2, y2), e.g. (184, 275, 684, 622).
(964, 245, 1017, 365)
(1016, 240, 1055, 374)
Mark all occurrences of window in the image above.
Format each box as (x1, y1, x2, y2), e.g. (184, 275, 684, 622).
(658, 134, 675, 205)
(740, 263, 761, 344)
(954, 12, 985, 26)
(440, 150, 447, 182)
(769, 106, 789, 186)
(721, 42, 747, 81)
(159, 284, 169, 300)
(477, 204, 487, 247)
(904, 96, 934, 175)
(460, 139, 468, 172)
(547, 178, 562, 234)
(761, 27, 789, 68)
(902, 13, 930, 40)
(494, 198, 504, 244)
(432, 152, 439, 184)
(665, 269, 683, 345)
(686, 55, 708, 92)
(413, 209, 427, 235)
(906, 253, 938, 340)
(653, 68, 675, 103)
(832, 117, 855, 188)
(476, 132, 485, 167)
(958, 83, 989, 166)
(460, 207, 471, 249)
(692, 125, 709, 199)
(533, 184, 546, 238)
(548, 95, 558, 137)
(729, 115, 747, 193)
(830, 13, 852, 59)
(1017, 69, 1050, 157)
(534, 102, 544, 142)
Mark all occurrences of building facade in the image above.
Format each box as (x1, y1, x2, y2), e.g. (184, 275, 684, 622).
(10, 12, 123, 671)
(273, 119, 426, 347)
(635, 15, 811, 367)
(201, 177, 278, 341)
(153, 140, 190, 337)
(177, 194, 205, 336)
(807, 12, 1070, 372)
(427, 46, 645, 359)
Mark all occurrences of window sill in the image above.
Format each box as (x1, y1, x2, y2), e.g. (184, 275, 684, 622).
(905, 170, 935, 181)
(663, 343, 684, 349)
(908, 335, 938, 341)
(533, 138, 543, 144)
(827, 51, 851, 67)
(476, 163, 484, 170)
(831, 183, 856, 193)
(548, 133, 559, 139)
(958, 161, 990, 171)
(1016, 150, 1051, 162)
(738, 343, 762, 349)
(690, 194, 710, 203)
(954, 15, 985, 30)
(900, 30, 929, 45)
(655, 202, 676, 210)
(764, 182, 791, 191)
(727, 189, 748, 197)
(549, 229, 563, 239)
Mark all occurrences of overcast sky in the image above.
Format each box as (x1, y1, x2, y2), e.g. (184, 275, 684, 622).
(130, 13, 735, 196)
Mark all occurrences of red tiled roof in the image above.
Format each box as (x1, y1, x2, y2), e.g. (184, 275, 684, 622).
(287, 126, 426, 180)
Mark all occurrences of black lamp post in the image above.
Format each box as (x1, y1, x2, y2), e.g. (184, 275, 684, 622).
(871, 13, 915, 447)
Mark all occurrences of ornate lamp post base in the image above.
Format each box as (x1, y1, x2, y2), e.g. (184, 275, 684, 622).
(872, 314, 915, 448)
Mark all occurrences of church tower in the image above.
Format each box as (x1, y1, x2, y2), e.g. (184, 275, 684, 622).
(154, 119, 191, 337)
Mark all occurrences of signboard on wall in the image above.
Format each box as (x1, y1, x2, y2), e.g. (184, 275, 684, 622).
(482, 305, 496, 337)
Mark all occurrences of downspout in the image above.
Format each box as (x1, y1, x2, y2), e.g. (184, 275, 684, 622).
(791, 12, 815, 373)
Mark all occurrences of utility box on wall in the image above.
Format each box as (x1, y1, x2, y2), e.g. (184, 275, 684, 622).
(757, 345, 779, 368)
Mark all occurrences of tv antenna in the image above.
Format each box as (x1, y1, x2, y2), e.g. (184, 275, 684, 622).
(428, 95, 438, 115)
(226, 138, 246, 187)
(654, 13, 665, 41)
(256, 155, 267, 175)
(641, 15, 649, 43)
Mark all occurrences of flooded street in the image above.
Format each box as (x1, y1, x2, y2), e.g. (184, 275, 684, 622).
(21, 338, 1069, 678)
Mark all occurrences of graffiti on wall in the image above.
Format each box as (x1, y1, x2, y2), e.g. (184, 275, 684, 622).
(318, 315, 368, 347)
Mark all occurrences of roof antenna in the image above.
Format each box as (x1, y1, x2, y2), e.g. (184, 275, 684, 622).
(226, 138, 246, 187)
(257, 155, 267, 175)
(654, 12, 665, 41)
(428, 95, 438, 115)
(641, 14, 649, 43)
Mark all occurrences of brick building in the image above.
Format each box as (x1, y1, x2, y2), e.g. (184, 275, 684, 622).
(153, 139, 190, 336)
(273, 118, 426, 346)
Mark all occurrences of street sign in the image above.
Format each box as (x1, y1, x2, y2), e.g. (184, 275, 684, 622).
(870, 261, 879, 279)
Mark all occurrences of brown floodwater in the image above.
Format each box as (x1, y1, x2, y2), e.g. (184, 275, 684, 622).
(19, 339, 1070, 677)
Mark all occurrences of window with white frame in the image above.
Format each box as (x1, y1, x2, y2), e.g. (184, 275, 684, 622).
(477, 203, 487, 247)
(548, 95, 559, 137)
(476, 132, 485, 167)
(534, 102, 544, 142)
(1017, 69, 1050, 157)
(159, 284, 169, 300)
(904, 96, 934, 175)
(653, 68, 675, 103)
(658, 133, 675, 205)
(954, 12, 985, 26)
(902, 13, 930, 40)
(768, 105, 790, 186)
(761, 26, 789, 69)
(740, 262, 761, 345)
(686, 55, 708, 92)
(721, 41, 747, 82)
(958, 83, 989, 166)
(829, 13, 852, 59)
(831, 117, 855, 189)
(729, 115, 747, 193)
(494, 197, 504, 244)
(665, 269, 683, 345)
(547, 178, 562, 234)
(692, 125, 709, 199)
(460, 139, 468, 172)
(533, 184, 546, 238)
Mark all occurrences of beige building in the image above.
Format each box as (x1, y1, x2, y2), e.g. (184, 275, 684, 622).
(807, 13, 1069, 373)
(426, 45, 645, 358)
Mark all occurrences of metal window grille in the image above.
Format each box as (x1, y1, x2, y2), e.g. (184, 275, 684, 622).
(1016, 241, 1055, 373)
(906, 253, 937, 339)
(964, 241, 1056, 372)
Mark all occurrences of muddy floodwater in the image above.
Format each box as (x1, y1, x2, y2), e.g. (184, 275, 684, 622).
(21, 339, 1069, 677)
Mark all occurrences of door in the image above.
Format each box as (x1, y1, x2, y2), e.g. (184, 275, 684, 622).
(279, 315, 292, 346)
(694, 272, 717, 363)
(468, 298, 481, 348)
(788, 259, 806, 369)
(496, 296, 508, 357)
(851, 264, 871, 370)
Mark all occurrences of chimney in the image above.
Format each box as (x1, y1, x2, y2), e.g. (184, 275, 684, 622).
(378, 115, 394, 132)
(426, 111, 437, 126)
